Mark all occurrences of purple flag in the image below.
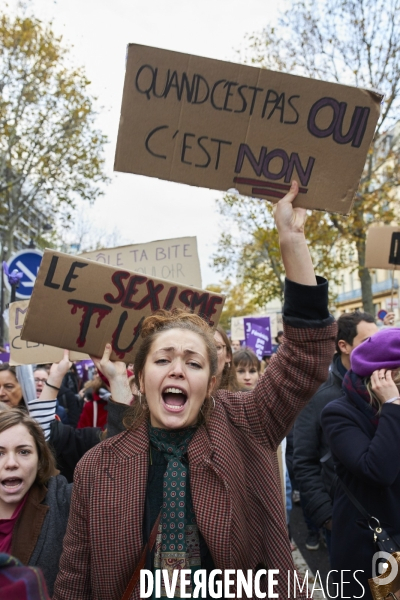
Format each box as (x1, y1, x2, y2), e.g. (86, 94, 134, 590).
(243, 317, 272, 360)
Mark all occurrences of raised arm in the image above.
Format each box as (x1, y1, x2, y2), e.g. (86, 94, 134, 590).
(40, 350, 72, 401)
(273, 180, 316, 285)
(25, 351, 72, 440)
(219, 181, 336, 449)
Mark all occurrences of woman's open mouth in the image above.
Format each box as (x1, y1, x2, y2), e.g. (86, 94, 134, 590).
(1, 477, 23, 494)
(162, 387, 188, 412)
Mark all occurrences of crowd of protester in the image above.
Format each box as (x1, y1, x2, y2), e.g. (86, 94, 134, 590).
(0, 184, 399, 599)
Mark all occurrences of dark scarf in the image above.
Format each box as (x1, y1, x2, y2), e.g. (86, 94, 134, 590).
(148, 425, 200, 597)
(343, 370, 380, 427)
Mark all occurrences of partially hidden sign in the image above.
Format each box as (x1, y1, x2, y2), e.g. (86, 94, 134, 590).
(20, 250, 225, 362)
(244, 317, 272, 359)
(114, 45, 383, 215)
(9, 300, 88, 366)
(365, 226, 400, 270)
(80, 236, 202, 288)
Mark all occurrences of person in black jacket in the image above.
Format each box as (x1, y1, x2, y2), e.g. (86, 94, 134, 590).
(34, 353, 131, 483)
(321, 327, 400, 600)
(48, 399, 129, 482)
(293, 311, 377, 553)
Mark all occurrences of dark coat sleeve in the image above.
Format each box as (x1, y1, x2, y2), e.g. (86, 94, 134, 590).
(106, 399, 130, 437)
(49, 401, 130, 481)
(321, 400, 400, 487)
(293, 377, 339, 527)
(49, 421, 102, 483)
(29, 476, 72, 597)
(57, 384, 83, 428)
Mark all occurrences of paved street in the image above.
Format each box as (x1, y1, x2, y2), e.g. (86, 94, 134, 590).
(290, 500, 333, 598)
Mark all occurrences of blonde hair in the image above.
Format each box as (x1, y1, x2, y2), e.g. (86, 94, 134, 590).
(365, 369, 400, 413)
(123, 309, 218, 431)
(215, 325, 240, 392)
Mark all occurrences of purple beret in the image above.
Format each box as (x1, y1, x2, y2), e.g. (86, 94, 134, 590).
(351, 327, 400, 377)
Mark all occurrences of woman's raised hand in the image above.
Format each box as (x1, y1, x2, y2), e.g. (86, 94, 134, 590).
(371, 369, 400, 404)
(273, 181, 316, 286)
(383, 312, 396, 326)
(273, 181, 307, 237)
(40, 350, 72, 401)
(90, 344, 127, 382)
(49, 350, 72, 381)
(91, 344, 133, 405)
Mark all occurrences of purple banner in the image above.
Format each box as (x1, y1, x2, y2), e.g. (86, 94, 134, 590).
(243, 317, 272, 360)
(0, 352, 10, 364)
(74, 359, 94, 383)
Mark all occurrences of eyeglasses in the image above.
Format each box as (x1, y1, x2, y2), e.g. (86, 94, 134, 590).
(34, 378, 47, 384)
(215, 344, 226, 354)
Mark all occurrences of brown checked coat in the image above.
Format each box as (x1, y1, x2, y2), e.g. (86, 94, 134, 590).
(53, 320, 336, 600)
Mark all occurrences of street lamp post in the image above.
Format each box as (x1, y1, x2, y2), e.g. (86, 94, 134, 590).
(0, 237, 7, 348)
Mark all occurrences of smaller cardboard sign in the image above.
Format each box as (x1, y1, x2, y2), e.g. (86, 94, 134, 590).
(244, 317, 272, 359)
(9, 301, 88, 366)
(80, 236, 202, 287)
(365, 226, 400, 270)
(20, 250, 225, 363)
(230, 316, 246, 341)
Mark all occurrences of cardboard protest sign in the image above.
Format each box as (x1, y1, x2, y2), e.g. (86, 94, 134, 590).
(244, 317, 272, 359)
(230, 316, 246, 341)
(20, 250, 225, 363)
(81, 236, 202, 287)
(115, 45, 383, 215)
(365, 226, 400, 270)
(9, 300, 88, 366)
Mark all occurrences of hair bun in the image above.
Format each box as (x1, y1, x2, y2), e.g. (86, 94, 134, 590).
(140, 308, 211, 339)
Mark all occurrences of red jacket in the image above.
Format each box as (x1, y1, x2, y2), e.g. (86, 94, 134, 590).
(53, 321, 336, 600)
(77, 394, 108, 430)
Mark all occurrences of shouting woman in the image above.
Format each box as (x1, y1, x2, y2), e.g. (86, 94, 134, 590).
(53, 182, 336, 600)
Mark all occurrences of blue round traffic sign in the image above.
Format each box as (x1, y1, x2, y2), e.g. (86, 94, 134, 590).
(5, 249, 43, 299)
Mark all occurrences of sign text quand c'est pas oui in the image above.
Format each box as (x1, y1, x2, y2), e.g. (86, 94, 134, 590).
(20, 251, 225, 363)
(115, 45, 382, 215)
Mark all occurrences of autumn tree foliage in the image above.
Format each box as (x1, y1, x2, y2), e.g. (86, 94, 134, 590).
(213, 195, 348, 309)
(215, 0, 400, 314)
(0, 10, 109, 258)
(207, 279, 261, 331)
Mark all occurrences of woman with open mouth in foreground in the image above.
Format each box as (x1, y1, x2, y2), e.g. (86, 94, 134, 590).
(53, 181, 337, 600)
(0, 409, 70, 597)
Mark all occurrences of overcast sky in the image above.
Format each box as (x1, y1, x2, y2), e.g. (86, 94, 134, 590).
(9, 0, 280, 286)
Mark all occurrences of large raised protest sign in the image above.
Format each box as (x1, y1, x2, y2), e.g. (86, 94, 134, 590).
(81, 236, 202, 287)
(20, 250, 225, 362)
(114, 45, 382, 215)
(365, 225, 400, 270)
(9, 300, 88, 366)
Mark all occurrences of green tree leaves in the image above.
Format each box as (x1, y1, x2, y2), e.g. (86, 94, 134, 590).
(0, 10, 109, 257)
